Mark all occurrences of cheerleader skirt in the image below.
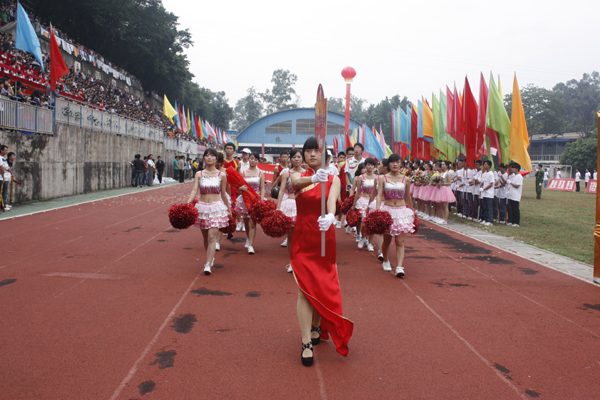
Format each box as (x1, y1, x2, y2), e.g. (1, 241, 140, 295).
(412, 184, 421, 200)
(419, 185, 433, 202)
(235, 195, 250, 218)
(194, 200, 229, 230)
(355, 196, 370, 218)
(368, 200, 376, 213)
(380, 205, 416, 236)
(279, 198, 297, 226)
(432, 186, 456, 203)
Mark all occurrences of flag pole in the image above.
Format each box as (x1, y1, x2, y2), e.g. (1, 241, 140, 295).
(321, 141, 326, 257)
(594, 111, 600, 285)
(315, 85, 328, 257)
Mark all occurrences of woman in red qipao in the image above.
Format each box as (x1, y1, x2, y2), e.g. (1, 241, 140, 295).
(290, 137, 354, 367)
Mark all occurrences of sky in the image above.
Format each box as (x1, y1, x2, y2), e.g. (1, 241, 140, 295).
(162, 0, 597, 110)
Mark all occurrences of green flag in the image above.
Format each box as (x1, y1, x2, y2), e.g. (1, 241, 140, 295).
(432, 93, 442, 157)
(486, 74, 511, 165)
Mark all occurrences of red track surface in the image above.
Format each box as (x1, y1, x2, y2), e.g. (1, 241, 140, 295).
(1, 183, 599, 399)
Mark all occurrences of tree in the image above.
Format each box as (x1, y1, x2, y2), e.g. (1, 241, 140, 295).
(327, 95, 369, 124)
(561, 136, 598, 174)
(553, 72, 600, 138)
(261, 69, 298, 114)
(503, 84, 565, 136)
(233, 87, 264, 132)
(364, 95, 411, 145)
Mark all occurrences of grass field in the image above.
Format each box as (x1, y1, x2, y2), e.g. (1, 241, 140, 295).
(448, 178, 596, 265)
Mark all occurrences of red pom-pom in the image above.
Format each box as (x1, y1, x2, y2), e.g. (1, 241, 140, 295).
(249, 199, 277, 224)
(335, 199, 342, 216)
(340, 195, 355, 214)
(168, 203, 199, 230)
(346, 208, 361, 227)
(364, 210, 393, 235)
(411, 208, 419, 235)
(261, 210, 293, 238)
(219, 213, 237, 234)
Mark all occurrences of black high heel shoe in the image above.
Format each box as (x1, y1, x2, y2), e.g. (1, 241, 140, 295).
(301, 342, 313, 367)
(311, 326, 321, 345)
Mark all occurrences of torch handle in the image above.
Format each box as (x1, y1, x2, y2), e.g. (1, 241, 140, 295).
(321, 150, 326, 257)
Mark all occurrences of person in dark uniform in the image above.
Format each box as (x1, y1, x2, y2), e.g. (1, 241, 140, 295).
(535, 163, 543, 199)
(155, 156, 165, 183)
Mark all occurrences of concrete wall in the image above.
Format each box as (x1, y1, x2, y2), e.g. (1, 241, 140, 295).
(0, 125, 183, 204)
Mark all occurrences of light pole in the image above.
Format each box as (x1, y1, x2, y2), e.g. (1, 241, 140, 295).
(341, 66, 356, 145)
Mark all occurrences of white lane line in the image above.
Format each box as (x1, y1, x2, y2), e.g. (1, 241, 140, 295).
(108, 270, 202, 400)
(401, 280, 528, 400)
(41, 273, 126, 280)
(314, 359, 328, 400)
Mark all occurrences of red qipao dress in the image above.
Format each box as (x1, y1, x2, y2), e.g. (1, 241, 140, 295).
(291, 170, 354, 356)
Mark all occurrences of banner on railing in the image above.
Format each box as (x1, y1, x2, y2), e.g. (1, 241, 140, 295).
(585, 180, 597, 194)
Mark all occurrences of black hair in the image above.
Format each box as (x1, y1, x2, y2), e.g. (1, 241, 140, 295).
(354, 142, 364, 151)
(7, 151, 14, 159)
(345, 147, 354, 153)
(216, 152, 224, 163)
(280, 150, 289, 157)
(289, 148, 302, 158)
(364, 157, 377, 166)
(510, 162, 521, 170)
(135, 154, 140, 159)
(302, 137, 320, 161)
(484, 160, 492, 167)
(355, 163, 365, 178)
(0, 144, 7, 151)
(338, 151, 346, 157)
(445, 161, 452, 167)
(224, 142, 236, 150)
(381, 158, 389, 167)
(538, 163, 543, 168)
(157, 156, 161, 159)
(475, 159, 482, 165)
(204, 148, 219, 159)
(388, 153, 402, 163)
(251, 152, 261, 161)
(499, 163, 506, 169)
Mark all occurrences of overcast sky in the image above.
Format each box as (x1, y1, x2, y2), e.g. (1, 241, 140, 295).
(162, 0, 597, 109)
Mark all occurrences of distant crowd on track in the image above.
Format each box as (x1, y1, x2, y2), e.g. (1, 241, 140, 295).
(0, 143, 15, 212)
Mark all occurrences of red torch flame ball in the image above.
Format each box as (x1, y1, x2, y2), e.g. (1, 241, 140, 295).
(341, 66, 356, 82)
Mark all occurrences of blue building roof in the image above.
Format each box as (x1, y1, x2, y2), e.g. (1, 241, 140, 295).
(236, 108, 362, 150)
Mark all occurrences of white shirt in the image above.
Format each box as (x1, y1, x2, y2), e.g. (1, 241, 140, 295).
(544, 171, 549, 181)
(327, 163, 339, 176)
(585, 172, 591, 182)
(1, 155, 8, 181)
(458, 169, 467, 192)
(507, 173, 523, 201)
(556, 171, 561, 179)
(466, 169, 475, 194)
(496, 172, 508, 199)
(147, 159, 155, 169)
(575, 172, 581, 182)
(594, 172, 598, 180)
(345, 157, 362, 183)
(239, 160, 250, 173)
(448, 170, 456, 190)
(473, 170, 482, 195)
(481, 171, 495, 199)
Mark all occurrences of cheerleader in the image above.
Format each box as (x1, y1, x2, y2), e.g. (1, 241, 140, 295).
(234, 152, 265, 254)
(431, 161, 456, 224)
(276, 148, 305, 273)
(187, 148, 231, 275)
(352, 158, 378, 251)
(215, 153, 233, 250)
(290, 137, 353, 366)
(370, 159, 389, 261)
(375, 153, 415, 277)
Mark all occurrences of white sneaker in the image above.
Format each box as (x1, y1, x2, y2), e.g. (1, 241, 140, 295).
(356, 234, 361, 243)
(248, 246, 255, 254)
(352, 227, 357, 232)
(440, 220, 447, 225)
(211, 258, 215, 266)
(457, 213, 463, 217)
(343, 220, 348, 227)
(512, 224, 519, 227)
(335, 221, 342, 229)
(281, 238, 288, 247)
(479, 220, 486, 224)
(345, 226, 352, 234)
(358, 237, 366, 249)
(395, 266, 405, 277)
(236, 221, 242, 231)
(378, 252, 384, 261)
(203, 263, 212, 275)
(367, 243, 374, 252)
(215, 243, 220, 251)
(242, 224, 246, 232)
(485, 222, 492, 226)
(245, 239, 249, 248)
(286, 264, 293, 273)
(382, 261, 392, 271)
(506, 223, 513, 226)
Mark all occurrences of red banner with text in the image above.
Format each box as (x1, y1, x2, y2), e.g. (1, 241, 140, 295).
(586, 179, 597, 194)
(547, 178, 576, 192)
(258, 163, 276, 183)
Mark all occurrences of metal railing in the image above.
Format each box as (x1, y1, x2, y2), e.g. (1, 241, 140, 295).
(55, 97, 164, 141)
(0, 96, 54, 135)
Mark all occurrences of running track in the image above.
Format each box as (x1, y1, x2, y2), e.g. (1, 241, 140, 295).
(1, 183, 599, 399)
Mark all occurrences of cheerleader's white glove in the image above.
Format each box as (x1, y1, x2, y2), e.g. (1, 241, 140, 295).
(311, 169, 329, 183)
(317, 213, 336, 231)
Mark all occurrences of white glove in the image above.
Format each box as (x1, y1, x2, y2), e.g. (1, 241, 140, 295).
(317, 213, 336, 231)
(311, 169, 329, 183)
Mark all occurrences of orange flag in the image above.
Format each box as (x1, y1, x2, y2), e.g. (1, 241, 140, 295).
(509, 74, 532, 172)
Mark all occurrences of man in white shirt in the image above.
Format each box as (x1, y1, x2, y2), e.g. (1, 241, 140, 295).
(345, 143, 363, 187)
(506, 162, 523, 227)
(453, 160, 464, 216)
(147, 154, 156, 186)
(585, 169, 591, 189)
(465, 164, 475, 219)
(495, 163, 508, 223)
(543, 168, 549, 188)
(480, 160, 495, 226)
(575, 169, 581, 192)
(0, 144, 8, 211)
(555, 169, 561, 179)
(239, 148, 251, 172)
(594, 169, 598, 180)
(471, 160, 483, 221)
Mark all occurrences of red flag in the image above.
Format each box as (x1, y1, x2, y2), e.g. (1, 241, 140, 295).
(49, 24, 69, 92)
(446, 86, 455, 138)
(401, 143, 409, 160)
(463, 77, 479, 168)
(454, 84, 464, 145)
(410, 106, 418, 160)
(333, 136, 339, 156)
(194, 114, 200, 137)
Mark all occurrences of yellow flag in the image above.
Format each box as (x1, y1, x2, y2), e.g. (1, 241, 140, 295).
(186, 109, 191, 134)
(509, 73, 532, 172)
(163, 95, 178, 124)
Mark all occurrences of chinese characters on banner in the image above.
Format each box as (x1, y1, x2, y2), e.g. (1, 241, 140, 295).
(547, 179, 576, 192)
(585, 179, 597, 194)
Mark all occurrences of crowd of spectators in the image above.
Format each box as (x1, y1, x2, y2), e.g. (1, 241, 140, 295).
(0, 1, 221, 145)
